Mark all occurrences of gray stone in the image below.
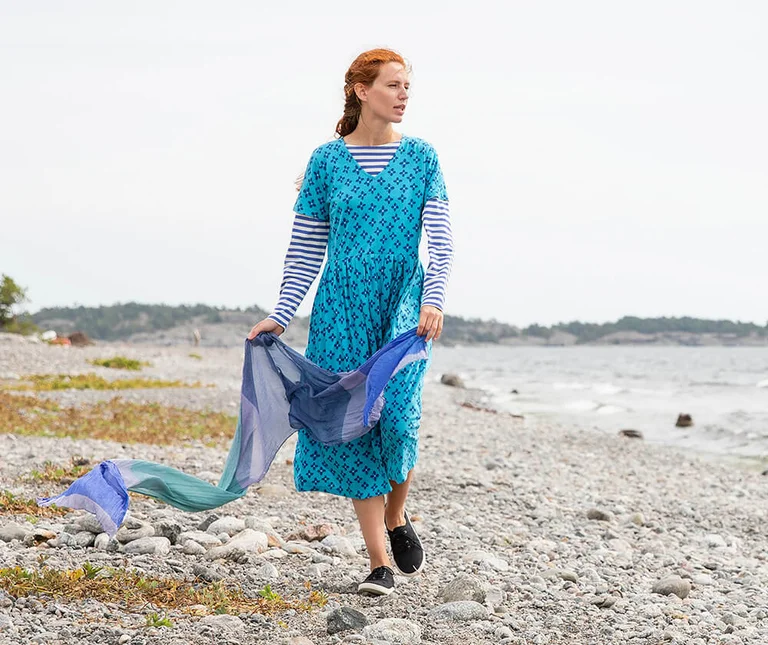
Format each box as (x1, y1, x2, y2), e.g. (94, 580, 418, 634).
(428, 600, 488, 621)
(192, 563, 223, 582)
(440, 373, 465, 388)
(652, 576, 691, 599)
(76, 514, 105, 535)
(178, 530, 222, 548)
(320, 535, 357, 557)
(73, 531, 95, 548)
(363, 618, 422, 644)
(93, 533, 110, 551)
(183, 541, 207, 556)
(121, 536, 171, 556)
(197, 514, 220, 531)
(153, 520, 181, 544)
(587, 508, 614, 522)
(205, 529, 268, 560)
(306, 563, 331, 579)
(0, 522, 29, 542)
(206, 516, 246, 536)
(116, 520, 154, 544)
(257, 562, 279, 580)
(199, 614, 244, 632)
(438, 573, 486, 603)
(327, 606, 368, 634)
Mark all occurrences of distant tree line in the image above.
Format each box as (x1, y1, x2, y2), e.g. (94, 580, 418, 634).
(31, 302, 267, 341)
(14, 295, 768, 344)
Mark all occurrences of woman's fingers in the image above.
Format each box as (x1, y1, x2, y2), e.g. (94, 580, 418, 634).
(418, 307, 443, 342)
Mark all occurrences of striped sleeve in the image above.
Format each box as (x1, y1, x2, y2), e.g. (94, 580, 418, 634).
(421, 198, 454, 311)
(268, 213, 329, 329)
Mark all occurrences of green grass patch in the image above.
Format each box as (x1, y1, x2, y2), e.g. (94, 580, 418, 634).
(0, 564, 329, 616)
(5, 373, 201, 391)
(87, 357, 151, 371)
(0, 392, 236, 446)
(26, 457, 92, 485)
(188, 353, 203, 360)
(0, 490, 68, 518)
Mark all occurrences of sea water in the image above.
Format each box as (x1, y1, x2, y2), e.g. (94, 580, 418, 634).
(430, 345, 768, 467)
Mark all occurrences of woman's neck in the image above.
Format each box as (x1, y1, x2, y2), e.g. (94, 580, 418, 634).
(344, 123, 401, 146)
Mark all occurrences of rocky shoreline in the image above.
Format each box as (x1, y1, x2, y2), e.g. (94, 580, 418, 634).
(1, 338, 767, 644)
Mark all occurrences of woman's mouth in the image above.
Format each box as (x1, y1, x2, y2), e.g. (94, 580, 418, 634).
(394, 105, 406, 114)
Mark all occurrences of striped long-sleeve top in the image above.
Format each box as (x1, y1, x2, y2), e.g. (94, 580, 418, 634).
(269, 140, 454, 330)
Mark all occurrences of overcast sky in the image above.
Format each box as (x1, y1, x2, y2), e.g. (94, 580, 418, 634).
(1, 1, 766, 327)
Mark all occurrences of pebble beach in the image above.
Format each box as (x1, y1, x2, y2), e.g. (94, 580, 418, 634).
(1, 334, 767, 645)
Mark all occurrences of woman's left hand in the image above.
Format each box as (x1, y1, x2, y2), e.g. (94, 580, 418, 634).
(417, 305, 444, 342)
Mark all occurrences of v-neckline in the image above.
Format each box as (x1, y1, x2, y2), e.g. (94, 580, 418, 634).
(340, 135, 408, 180)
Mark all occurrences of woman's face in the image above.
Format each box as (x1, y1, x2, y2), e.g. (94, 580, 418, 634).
(357, 62, 410, 123)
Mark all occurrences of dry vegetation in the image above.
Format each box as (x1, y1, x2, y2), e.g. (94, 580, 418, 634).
(87, 356, 152, 371)
(0, 392, 236, 446)
(5, 373, 200, 391)
(0, 564, 328, 616)
(0, 490, 68, 518)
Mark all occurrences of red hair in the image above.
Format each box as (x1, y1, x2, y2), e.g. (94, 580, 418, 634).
(336, 49, 409, 137)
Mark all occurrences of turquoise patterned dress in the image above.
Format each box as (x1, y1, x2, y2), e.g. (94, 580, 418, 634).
(291, 135, 448, 499)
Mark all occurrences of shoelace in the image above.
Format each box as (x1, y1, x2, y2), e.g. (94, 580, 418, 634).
(370, 566, 392, 580)
(390, 529, 419, 554)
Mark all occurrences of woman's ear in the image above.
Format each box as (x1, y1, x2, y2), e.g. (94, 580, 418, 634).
(354, 82, 367, 103)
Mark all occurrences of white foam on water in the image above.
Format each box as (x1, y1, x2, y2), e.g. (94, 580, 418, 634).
(756, 378, 768, 388)
(595, 404, 625, 415)
(593, 383, 623, 395)
(564, 399, 599, 411)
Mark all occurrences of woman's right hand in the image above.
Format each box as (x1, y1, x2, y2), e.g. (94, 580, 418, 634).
(248, 318, 285, 340)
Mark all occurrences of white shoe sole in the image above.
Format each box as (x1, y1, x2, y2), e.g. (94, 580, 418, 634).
(357, 581, 395, 595)
(390, 510, 425, 578)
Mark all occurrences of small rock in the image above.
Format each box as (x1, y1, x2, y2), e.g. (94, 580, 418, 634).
(121, 536, 171, 556)
(255, 484, 293, 497)
(118, 635, 131, 645)
(207, 517, 246, 536)
(618, 429, 644, 439)
(199, 614, 244, 633)
(76, 514, 105, 535)
(0, 522, 29, 542)
(428, 600, 488, 622)
(257, 562, 279, 580)
(93, 533, 110, 551)
(320, 535, 357, 557)
(73, 531, 95, 548)
(591, 595, 617, 608)
(286, 523, 342, 542)
(178, 531, 222, 548)
(440, 373, 465, 388)
(652, 576, 691, 599)
(587, 508, 613, 522)
(675, 413, 693, 427)
(192, 563, 223, 582)
(438, 573, 486, 603)
(31, 529, 57, 544)
(116, 520, 154, 544)
(306, 563, 331, 579)
(628, 512, 645, 526)
(205, 529, 268, 560)
(153, 520, 181, 544)
(363, 618, 422, 644)
(183, 541, 207, 556)
(327, 606, 368, 635)
(197, 514, 220, 531)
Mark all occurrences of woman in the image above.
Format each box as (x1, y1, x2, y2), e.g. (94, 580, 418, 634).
(248, 48, 454, 596)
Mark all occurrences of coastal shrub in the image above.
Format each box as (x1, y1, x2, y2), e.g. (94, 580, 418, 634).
(26, 457, 92, 485)
(0, 392, 235, 446)
(6, 373, 201, 391)
(0, 490, 67, 518)
(0, 565, 328, 615)
(145, 612, 173, 628)
(87, 357, 151, 371)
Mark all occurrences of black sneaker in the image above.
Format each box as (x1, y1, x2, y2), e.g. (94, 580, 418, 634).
(357, 565, 395, 595)
(387, 510, 425, 577)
